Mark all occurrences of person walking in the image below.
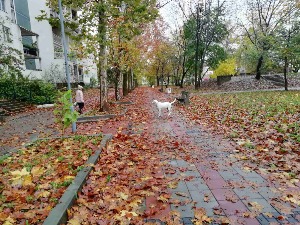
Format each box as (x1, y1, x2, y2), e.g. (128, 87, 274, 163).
(75, 85, 84, 114)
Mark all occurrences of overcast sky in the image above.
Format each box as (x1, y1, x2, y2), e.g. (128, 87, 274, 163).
(159, 0, 248, 34)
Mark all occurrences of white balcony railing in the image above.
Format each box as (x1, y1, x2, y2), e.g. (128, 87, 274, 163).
(53, 33, 62, 47)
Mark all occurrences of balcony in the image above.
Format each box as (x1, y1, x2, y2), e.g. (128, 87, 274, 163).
(54, 51, 63, 59)
(23, 45, 39, 59)
(53, 33, 62, 47)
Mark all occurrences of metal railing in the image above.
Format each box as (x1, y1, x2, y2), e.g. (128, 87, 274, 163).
(53, 33, 62, 47)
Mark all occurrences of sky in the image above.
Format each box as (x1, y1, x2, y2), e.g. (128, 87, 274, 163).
(158, 0, 248, 35)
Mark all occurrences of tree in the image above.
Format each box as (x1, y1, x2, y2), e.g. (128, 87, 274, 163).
(274, 20, 300, 90)
(138, 17, 170, 87)
(212, 58, 236, 78)
(241, 0, 298, 80)
(38, 0, 158, 107)
(106, 0, 158, 100)
(0, 44, 23, 79)
(0, 19, 23, 79)
(181, 0, 228, 89)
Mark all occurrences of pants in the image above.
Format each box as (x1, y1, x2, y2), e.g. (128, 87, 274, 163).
(77, 102, 84, 114)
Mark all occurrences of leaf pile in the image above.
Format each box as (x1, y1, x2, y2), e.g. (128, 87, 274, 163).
(182, 91, 300, 179)
(0, 135, 102, 224)
(67, 132, 182, 224)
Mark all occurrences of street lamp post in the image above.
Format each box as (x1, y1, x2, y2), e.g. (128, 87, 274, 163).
(58, 0, 76, 132)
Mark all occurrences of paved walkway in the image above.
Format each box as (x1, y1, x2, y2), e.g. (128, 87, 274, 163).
(128, 88, 300, 224)
(0, 109, 58, 155)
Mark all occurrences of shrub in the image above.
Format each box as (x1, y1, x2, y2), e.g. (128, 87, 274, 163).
(0, 76, 57, 104)
(211, 58, 237, 78)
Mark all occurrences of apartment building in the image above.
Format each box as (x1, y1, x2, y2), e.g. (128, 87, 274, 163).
(0, 0, 97, 84)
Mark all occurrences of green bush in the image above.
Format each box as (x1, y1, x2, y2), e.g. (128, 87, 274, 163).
(0, 76, 57, 104)
(211, 58, 237, 78)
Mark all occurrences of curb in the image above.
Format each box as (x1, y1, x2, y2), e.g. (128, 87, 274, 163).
(43, 133, 113, 225)
(112, 101, 134, 105)
(77, 109, 128, 123)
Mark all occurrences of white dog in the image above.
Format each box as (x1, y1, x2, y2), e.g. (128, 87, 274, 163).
(152, 99, 176, 117)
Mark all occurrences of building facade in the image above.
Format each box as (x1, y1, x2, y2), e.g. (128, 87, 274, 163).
(0, 0, 97, 84)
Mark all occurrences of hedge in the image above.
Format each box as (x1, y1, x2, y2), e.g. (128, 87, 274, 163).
(0, 78, 57, 104)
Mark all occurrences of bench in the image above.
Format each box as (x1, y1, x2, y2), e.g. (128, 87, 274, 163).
(176, 91, 189, 105)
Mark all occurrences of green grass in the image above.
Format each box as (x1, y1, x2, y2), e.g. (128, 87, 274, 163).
(192, 90, 300, 142)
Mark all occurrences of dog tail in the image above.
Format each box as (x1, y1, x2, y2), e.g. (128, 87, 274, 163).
(171, 98, 176, 104)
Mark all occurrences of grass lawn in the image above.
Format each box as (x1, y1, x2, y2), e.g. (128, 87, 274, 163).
(185, 90, 300, 178)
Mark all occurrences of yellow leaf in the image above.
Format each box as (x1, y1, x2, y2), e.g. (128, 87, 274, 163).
(23, 175, 33, 186)
(128, 161, 134, 166)
(3, 221, 14, 225)
(168, 181, 178, 189)
(11, 168, 29, 177)
(31, 166, 44, 177)
(241, 156, 248, 160)
(10, 177, 23, 186)
(64, 176, 75, 181)
(38, 191, 51, 198)
(3, 217, 15, 225)
(243, 167, 251, 172)
(120, 210, 138, 217)
(157, 195, 169, 203)
(118, 192, 129, 200)
(128, 199, 142, 208)
(141, 176, 152, 181)
(68, 218, 81, 225)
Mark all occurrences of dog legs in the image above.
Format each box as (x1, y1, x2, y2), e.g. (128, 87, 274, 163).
(167, 106, 171, 116)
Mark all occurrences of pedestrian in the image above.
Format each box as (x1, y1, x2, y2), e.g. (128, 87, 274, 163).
(75, 85, 84, 114)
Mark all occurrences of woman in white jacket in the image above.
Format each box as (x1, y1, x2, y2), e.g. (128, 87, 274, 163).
(75, 85, 84, 114)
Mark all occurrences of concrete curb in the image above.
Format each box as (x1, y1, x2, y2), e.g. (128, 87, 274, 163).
(43, 133, 113, 225)
(77, 109, 128, 123)
(112, 101, 134, 105)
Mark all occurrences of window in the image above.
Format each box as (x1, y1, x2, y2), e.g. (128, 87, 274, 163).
(78, 67, 83, 82)
(71, 10, 77, 20)
(3, 26, 11, 42)
(0, 0, 5, 12)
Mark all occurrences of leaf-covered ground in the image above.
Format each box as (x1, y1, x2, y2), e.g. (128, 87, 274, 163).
(66, 88, 202, 224)
(1, 86, 300, 224)
(184, 91, 300, 178)
(0, 135, 103, 224)
(65, 87, 300, 224)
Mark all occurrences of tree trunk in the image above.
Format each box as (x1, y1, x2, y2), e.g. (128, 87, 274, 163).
(123, 69, 128, 96)
(194, 6, 200, 89)
(284, 56, 288, 91)
(115, 68, 121, 101)
(180, 50, 187, 88)
(128, 68, 132, 92)
(256, 55, 263, 80)
(98, 7, 108, 112)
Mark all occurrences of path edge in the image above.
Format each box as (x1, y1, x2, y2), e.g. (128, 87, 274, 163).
(43, 133, 113, 225)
